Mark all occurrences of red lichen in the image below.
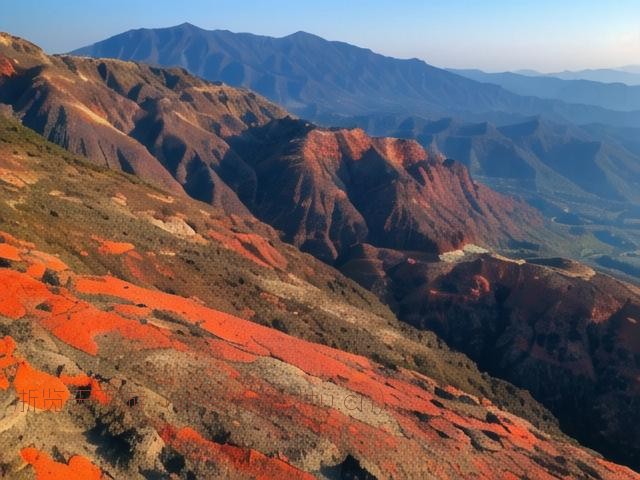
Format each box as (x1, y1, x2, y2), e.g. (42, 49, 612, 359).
(0, 242, 21, 261)
(92, 235, 135, 255)
(59, 374, 111, 405)
(160, 426, 315, 480)
(207, 230, 287, 270)
(30, 251, 68, 272)
(26, 262, 47, 279)
(0, 269, 52, 319)
(13, 361, 70, 410)
(20, 448, 102, 480)
(41, 300, 184, 355)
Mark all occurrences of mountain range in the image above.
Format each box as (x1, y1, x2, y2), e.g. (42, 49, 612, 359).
(527, 67, 640, 86)
(0, 33, 544, 260)
(2, 30, 640, 475)
(68, 24, 640, 283)
(451, 68, 640, 112)
(71, 23, 640, 129)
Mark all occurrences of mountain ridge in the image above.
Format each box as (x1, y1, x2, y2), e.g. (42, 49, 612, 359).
(451, 68, 640, 112)
(71, 24, 640, 129)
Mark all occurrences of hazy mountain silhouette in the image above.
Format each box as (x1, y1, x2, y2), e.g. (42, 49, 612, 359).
(72, 23, 640, 128)
(547, 67, 640, 86)
(451, 69, 640, 111)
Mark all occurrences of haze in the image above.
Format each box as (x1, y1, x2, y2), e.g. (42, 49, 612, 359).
(2, 0, 639, 72)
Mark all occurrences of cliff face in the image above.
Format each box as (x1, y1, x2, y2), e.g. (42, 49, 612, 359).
(228, 119, 543, 262)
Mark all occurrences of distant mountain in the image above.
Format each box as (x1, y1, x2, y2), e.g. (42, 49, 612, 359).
(71, 23, 640, 129)
(546, 68, 640, 86)
(451, 68, 640, 112)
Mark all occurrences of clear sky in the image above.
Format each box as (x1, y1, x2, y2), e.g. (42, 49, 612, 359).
(1, 0, 639, 72)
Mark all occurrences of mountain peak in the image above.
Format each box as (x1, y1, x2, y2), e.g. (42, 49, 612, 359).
(284, 30, 323, 41)
(174, 21, 201, 31)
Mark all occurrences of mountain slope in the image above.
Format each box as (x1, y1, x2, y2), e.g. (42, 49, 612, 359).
(330, 112, 640, 253)
(0, 32, 288, 214)
(340, 242, 640, 469)
(2, 101, 635, 479)
(5, 32, 640, 472)
(71, 23, 640, 129)
(398, 116, 640, 205)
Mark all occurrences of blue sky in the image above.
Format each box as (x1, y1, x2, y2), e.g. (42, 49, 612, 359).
(1, 0, 639, 72)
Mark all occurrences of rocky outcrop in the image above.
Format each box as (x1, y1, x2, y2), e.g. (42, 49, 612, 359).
(229, 118, 543, 262)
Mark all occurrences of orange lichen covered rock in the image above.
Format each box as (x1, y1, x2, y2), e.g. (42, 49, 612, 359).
(0, 55, 15, 77)
(21, 448, 102, 480)
(0, 334, 110, 409)
(26, 262, 47, 279)
(29, 250, 68, 272)
(0, 242, 21, 261)
(92, 236, 135, 255)
(13, 362, 70, 411)
(40, 297, 184, 355)
(59, 374, 111, 405)
(0, 269, 52, 319)
(160, 426, 315, 480)
(207, 229, 287, 270)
